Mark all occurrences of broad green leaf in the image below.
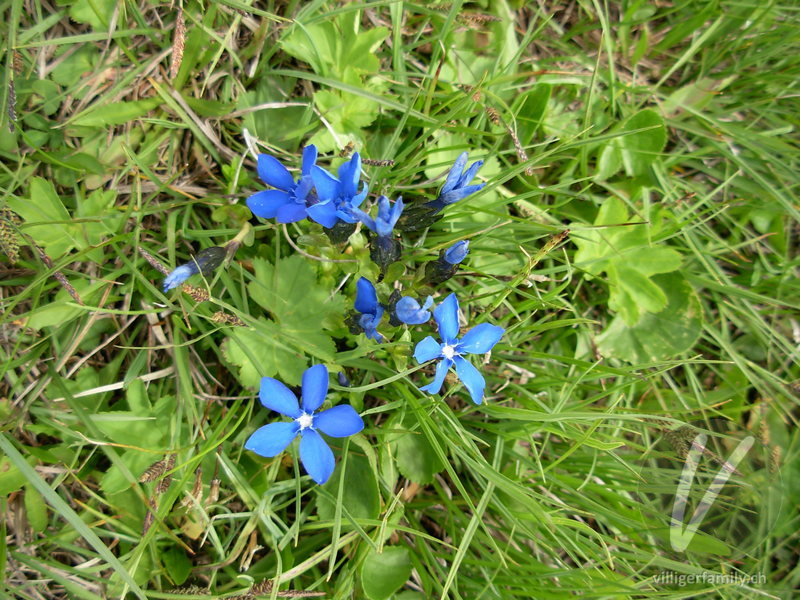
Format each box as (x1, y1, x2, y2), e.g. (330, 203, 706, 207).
(516, 85, 551, 145)
(632, 246, 683, 276)
(51, 45, 98, 87)
(595, 109, 666, 180)
(597, 273, 703, 362)
(340, 26, 389, 74)
(360, 547, 412, 600)
(7, 177, 80, 257)
(280, 22, 338, 76)
(318, 454, 380, 521)
(662, 76, 736, 118)
(393, 430, 445, 485)
(24, 484, 48, 532)
(68, 0, 117, 30)
(247, 256, 342, 366)
(71, 99, 160, 128)
(0, 456, 27, 495)
(162, 546, 192, 586)
(26, 280, 106, 330)
(616, 264, 668, 316)
(222, 319, 288, 389)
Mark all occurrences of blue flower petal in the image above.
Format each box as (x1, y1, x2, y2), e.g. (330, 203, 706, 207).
(457, 323, 504, 354)
(163, 264, 196, 292)
(299, 429, 335, 484)
(453, 355, 486, 405)
(294, 176, 314, 202)
(389, 196, 404, 229)
(244, 421, 299, 457)
(360, 307, 384, 342)
(276, 202, 308, 223)
(311, 166, 340, 202)
(259, 377, 302, 418)
(443, 240, 469, 265)
(414, 335, 443, 363)
(350, 184, 369, 210)
(351, 206, 377, 233)
(246, 189, 292, 219)
(439, 183, 485, 206)
(338, 153, 361, 198)
(257, 154, 295, 191)
(422, 296, 434, 310)
(396, 296, 432, 325)
(301, 145, 318, 177)
(301, 364, 329, 413)
(460, 159, 483, 186)
(441, 152, 468, 194)
(355, 277, 379, 315)
(434, 293, 460, 344)
(307, 201, 340, 228)
(315, 405, 364, 438)
(420, 358, 451, 395)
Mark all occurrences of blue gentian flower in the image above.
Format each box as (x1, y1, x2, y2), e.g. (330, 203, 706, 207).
(354, 277, 384, 342)
(395, 295, 433, 325)
(245, 364, 364, 485)
(308, 153, 369, 228)
(444, 240, 469, 265)
(246, 145, 318, 224)
(353, 195, 404, 237)
(426, 152, 484, 211)
(413, 293, 504, 404)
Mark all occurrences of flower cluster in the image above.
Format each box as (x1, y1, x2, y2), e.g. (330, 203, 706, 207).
(162, 146, 501, 487)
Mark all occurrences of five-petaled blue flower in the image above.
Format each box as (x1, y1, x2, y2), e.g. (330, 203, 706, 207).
(427, 152, 485, 211)
(444, 240, 469, 265)
(307, 153, 369, 228)
(353, 195, 404, 238)
(245, 364, 364, 485)
(246, 146, 319, 224)
(413, 293, 503, 404)
(354, 277, 384, 342)
(395, 295, 433, 325)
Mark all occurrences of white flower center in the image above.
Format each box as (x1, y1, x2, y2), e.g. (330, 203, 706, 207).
(296, 412, 314, 430)
(441, 344, 457, 360)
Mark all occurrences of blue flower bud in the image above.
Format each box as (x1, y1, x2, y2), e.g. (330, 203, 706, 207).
(163, 264, 197, 292)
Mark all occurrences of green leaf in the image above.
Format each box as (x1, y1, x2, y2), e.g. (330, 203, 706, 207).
(162, 546, 192, 586)
(247, 256, 342, 365)
(340, 26, 389, 74)
(632, 246, 683, 276)
(616, 264, 668, 316)
(221, 319, 308, 387)
(26, 280, 105, 330)
(595, 109, 666, 180)
(393, 430, 445, 485)
(597, 273, 703, 362)
(317, 454, 380, 521)
(0, 456, 27, 495)
(360, 547, 412, 600)
(516, 85, 551, 145)
(23, 484, 48, 532)
(51, 45, 98, 87)
(68, 0, 117, 30)
(7, 177, 80, 257)
(71, 99, 160, 127)
(574, 198, 681, 323)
